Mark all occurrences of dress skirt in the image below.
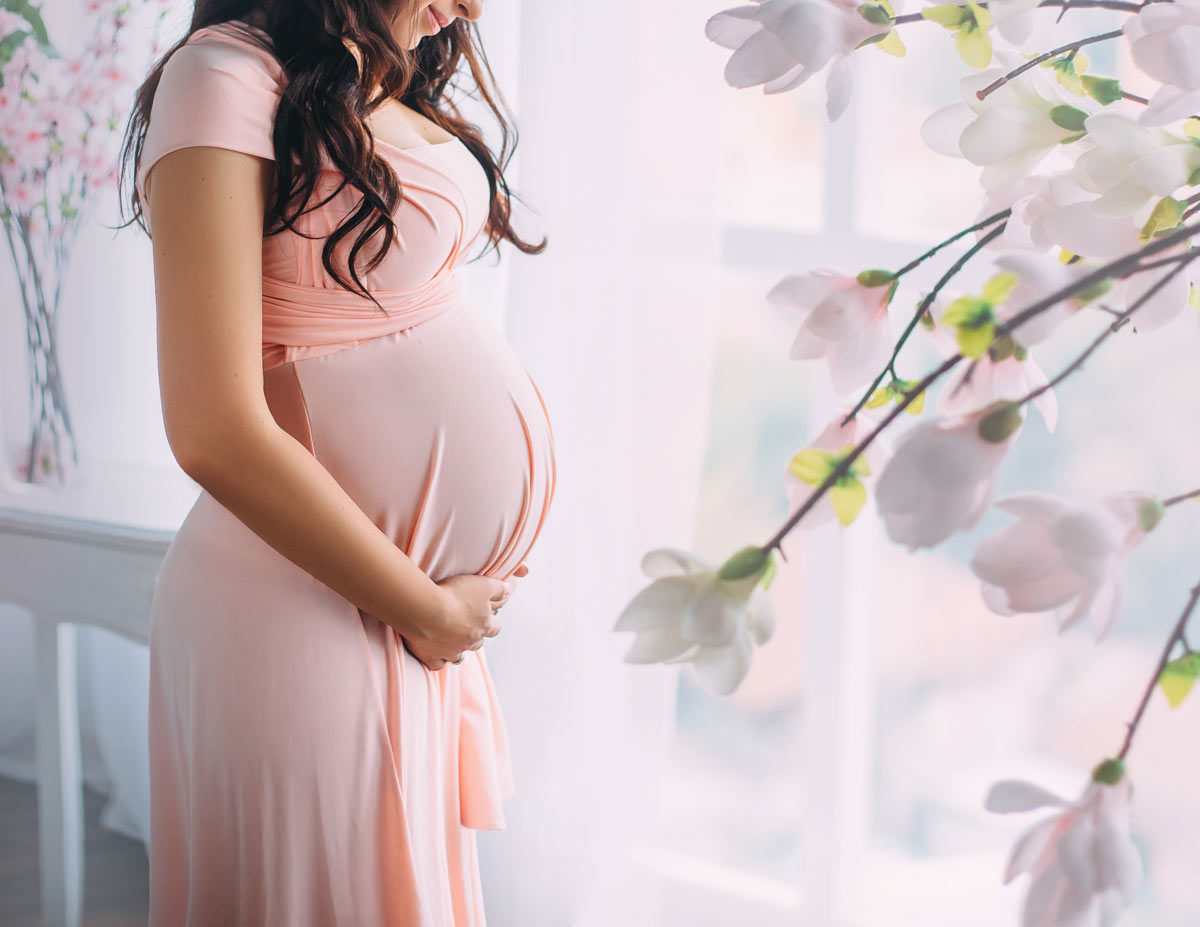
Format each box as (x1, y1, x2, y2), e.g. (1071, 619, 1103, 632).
(146, 296, 556, 926)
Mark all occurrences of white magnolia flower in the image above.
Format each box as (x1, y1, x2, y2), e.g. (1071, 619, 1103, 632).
(1124, 0, 1200, 126)
(705, 0, 897, 121)
(874, 402, 1022, 550)
(986, 0, 1043, 45)
(614, 547, 776, 696)
(767, 268, 895, 395)
(921, 51, 1087, 190)
(969, 489, 1160, 640)
(985, 768, 1143, 926)
(1072, 112, 1200, 217)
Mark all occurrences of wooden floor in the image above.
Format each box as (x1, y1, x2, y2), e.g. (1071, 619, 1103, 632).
(0, 774, 149, 927)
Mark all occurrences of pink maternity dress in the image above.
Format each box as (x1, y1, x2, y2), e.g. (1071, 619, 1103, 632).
(136, 20, 556, 926)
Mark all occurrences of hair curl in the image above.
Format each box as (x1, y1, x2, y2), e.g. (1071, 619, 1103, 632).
(116, 0, 547, 311)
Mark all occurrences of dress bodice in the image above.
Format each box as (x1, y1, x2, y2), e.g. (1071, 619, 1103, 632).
(136, 21, 492, 370)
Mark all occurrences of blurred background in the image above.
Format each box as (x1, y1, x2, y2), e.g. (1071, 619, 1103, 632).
(1, 1, 1197, 925)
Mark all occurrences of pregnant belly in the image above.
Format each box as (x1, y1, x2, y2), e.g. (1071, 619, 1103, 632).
(263, 299, 557, 584)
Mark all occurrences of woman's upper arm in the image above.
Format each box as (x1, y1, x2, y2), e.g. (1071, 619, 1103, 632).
(146, 145, 275, 474)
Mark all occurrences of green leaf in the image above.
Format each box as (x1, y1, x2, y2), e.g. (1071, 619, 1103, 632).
(1049, 104, 1089, 133)
(857, 268, 897, 288)
(1137, 497, 1165, 533)
(717, 545, 771, 581)
(788, 447, 836, 485)
(831, 480, 868, 525)
(921, 2, 968, 27)
(957, 323, 995, 358)
(858, 2, 894, 23)
(759, 550, 777, 590)
(977, 401, 1023, 443)
(1081, 74, 1123, 106)
(1158, 653, 1200, 708)
(1140, 196, 1185, 242)
(1091, 757, 1125, 784)
(955, 18, 992, 69)
(1052, 57, 1086, 97)
(981, 269, 1021, 305)
(1189, 166, 1200, 187)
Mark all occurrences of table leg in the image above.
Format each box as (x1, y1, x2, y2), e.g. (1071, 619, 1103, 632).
(35, 618, 84, 927)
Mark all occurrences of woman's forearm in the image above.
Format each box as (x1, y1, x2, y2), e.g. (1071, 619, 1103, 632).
(175, 418, 447, 641)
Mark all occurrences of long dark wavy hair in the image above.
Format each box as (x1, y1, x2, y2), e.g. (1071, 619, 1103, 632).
(116, 0, 546, 310)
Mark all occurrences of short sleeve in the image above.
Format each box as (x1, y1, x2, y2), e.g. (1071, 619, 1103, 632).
(136, 28, 284, 206)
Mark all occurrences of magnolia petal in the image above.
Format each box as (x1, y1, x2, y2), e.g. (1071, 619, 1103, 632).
(690, 631, 754, 696)
(642, 546, 714, 578)
(1053, 587, 1095, 633)
(980, 580, 1019, 616)
(1094, 821, 1143, 903)
(704, 5, 769, 50)
(825, 53, 853, 122)
(681, 580, 743, 646)
(828, 315, 893, 395)
(614, 575, 699, 632)
(1004, 815, 1064, 883)
(960, 105, 1064, 166)
(1022, 863, 1065, 927)
(746, 589, 776, 645)
(921, 101, 974, 158)
(763, 60, 816, 94)
(622, 626, 699, 664)
(1040, 202, 1142, 258)
(1088, 576, 1125, 641)
(970, 520, 1059, 586)
(768, 270, 843, 313)
(1138, 83, 1200, 128)
(1130, 143, 1200, 197)
(775, 0, 844, 69)
(1056, 810, 1099, 899)
(724, 28, 802, 89)
(1003, 561, 1087, 613)
(993, 490, 1074, 524)
(1123, 260, 1191, 332)
(1050, 506, 1125, 562)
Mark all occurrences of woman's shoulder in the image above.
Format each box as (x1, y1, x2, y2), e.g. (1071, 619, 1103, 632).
(165, 20, 285, 92)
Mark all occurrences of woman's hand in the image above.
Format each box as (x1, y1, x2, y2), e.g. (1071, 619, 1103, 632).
(403, 562, 528, 670)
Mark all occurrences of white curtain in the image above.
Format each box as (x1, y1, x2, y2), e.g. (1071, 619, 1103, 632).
(0, 1, 728, 923)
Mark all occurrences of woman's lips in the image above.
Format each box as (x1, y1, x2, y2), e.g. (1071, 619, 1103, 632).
(427, 6, 440, 30)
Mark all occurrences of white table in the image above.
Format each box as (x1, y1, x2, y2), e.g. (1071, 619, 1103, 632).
(0, 459, 199, 927)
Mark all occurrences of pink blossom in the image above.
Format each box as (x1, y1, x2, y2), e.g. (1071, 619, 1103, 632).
(985, 772, 1142, 926)
(874, 402, 1022, 550)
(969, 490, 1159, 640)
(767, 268, 895, 395)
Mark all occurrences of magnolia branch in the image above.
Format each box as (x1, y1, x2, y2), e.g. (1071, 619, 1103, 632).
(840, 218, 1010, 427)
(767, 219, 1200, 553)
(1116, 579, 1200, 760)
(890, 0, 1145, 27)
(975, 28, 1125, 101)
(1015, 249, 1199, 407)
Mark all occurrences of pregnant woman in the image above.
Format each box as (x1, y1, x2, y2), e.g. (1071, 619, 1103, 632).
(119, 1, 555, 923)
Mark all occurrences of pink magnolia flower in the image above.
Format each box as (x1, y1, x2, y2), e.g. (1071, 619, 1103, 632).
(969, 489, 1160, 640)
(782, 406, 892, 529)
(767, 268, 895, 395)
(1124, 0, 1200, 126)
(704, 0, 899, 121)
(874, 402, 1022, 550)
(985, 769, 1143, 926)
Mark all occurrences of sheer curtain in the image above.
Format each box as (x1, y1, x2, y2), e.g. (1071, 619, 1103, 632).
(0, 1, 728, 923)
